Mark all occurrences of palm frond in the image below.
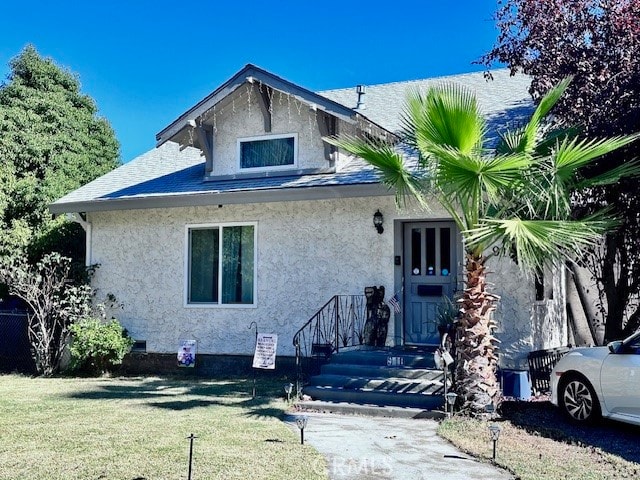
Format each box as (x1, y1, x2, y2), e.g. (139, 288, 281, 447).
(534, 125, 581, 156)
(575, 158, 640, 189)
(496, 128, 526, 156)
(403, 84, 486, 156)
(506, 131, 639, 221)
(553, 133, 640, 184)
(324, 135, 427, 208)
(464, 214, 615, 271)
(517, 77, 572, 154)
(435, 148, 532, 210)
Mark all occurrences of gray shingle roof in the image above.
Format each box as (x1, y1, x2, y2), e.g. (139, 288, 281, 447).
(50, 68, 533, 214)
(320, 69, 533, 141)
(50, 142, 387, 213)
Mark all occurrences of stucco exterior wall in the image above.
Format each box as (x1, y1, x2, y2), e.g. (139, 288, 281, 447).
(491, 258, 568, 369)
(88, 196, 567, 367)
(90, 196, 403, 357)
(211, 89, 330, 175)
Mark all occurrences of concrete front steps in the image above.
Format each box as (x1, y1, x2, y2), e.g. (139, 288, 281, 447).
(302, 348, 449, 411)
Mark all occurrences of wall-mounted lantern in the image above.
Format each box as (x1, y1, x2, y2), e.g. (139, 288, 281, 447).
(373, 210, 384, 234)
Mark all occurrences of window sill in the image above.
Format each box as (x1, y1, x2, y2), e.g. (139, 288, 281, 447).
(184, 302, 258, 309)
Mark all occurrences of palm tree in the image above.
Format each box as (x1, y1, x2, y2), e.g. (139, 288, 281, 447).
(328, 79, 639, 415)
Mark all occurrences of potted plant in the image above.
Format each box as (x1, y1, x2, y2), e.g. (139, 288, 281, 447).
(436, 295, 459, 339)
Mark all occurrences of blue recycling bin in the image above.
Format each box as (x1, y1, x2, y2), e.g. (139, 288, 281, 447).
(501, 369, 532, 400)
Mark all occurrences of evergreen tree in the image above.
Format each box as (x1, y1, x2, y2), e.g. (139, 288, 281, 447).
(0, 45, 120, 265)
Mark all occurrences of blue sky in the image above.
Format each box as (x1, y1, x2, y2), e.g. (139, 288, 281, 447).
(0, 1, 503, 162)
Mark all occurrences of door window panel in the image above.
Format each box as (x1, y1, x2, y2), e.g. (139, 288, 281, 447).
(440, 227, 451, 276)
(425, 228, 436, 276)
(411, 228, 421, 275)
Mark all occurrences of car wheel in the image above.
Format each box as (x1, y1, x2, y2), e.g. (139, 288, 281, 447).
(559, 374, 601, 424)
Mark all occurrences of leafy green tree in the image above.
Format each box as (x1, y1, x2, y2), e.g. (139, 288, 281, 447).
(481, 0, 640, 342)
(328, 80, 638, 414)
(0, 45, 120, 265)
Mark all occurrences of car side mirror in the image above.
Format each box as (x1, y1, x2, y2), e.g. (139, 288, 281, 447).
(608, 340, 623, 354)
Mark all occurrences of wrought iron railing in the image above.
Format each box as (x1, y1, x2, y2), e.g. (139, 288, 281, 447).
(293, 295, 367, 396)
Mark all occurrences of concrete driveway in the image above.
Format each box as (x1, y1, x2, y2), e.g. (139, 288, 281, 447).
(285, 412, 513, 480)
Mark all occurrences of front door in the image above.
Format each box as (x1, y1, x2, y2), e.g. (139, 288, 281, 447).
(403, 222, 457, 345)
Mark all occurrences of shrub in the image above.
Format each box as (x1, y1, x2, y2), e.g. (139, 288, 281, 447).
(69, 318, 133, 374)
(0, 253, 93, 376)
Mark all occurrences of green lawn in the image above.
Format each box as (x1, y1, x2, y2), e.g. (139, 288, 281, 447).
(0, 375, 326, 480)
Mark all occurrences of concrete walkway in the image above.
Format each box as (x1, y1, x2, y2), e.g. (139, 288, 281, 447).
(284, 412, 513, 480)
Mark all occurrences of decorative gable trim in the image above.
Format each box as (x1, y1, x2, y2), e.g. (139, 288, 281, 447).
(191, 123, 214, 174)
(317, 112, 338, 164)
(156, 64, 369, 148)
(252, 80, 272, 133)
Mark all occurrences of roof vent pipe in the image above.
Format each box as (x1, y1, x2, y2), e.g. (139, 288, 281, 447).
(356, 84, 366, 109)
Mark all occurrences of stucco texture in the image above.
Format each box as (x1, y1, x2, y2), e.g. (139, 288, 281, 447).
(90, 194, 569, 369)
(88, 195, 565, 368)
(210, 87, 330, 176)
(89, 197, 400, 357)
(490, 258, 568, 369)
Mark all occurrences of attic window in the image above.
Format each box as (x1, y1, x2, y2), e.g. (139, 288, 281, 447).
(238, 133, 297, 170)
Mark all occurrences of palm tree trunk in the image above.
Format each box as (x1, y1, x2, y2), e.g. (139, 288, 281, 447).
(455, 252, 500, 415)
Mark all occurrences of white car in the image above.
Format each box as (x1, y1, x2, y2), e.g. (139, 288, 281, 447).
(550, 329, 640, 425)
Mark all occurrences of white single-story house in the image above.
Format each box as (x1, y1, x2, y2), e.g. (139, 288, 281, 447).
(50, 64, 568, 374)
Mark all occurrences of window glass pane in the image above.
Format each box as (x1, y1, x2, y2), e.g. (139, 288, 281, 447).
(222, 225, 254, 304)
(411, 228, 421, 275)
(240, 137, 294, 168)
(189, 228, 219, 303)
(440, 228, 451, 276)
(425, 228, 436, 275)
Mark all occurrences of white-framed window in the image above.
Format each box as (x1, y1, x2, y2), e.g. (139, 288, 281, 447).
(185, 222, 257, 307)
(237, 133, 297, 171)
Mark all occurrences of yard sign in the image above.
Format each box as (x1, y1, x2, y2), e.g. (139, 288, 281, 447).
(252, 333, 278, 369)
(177, 340, 197, 367)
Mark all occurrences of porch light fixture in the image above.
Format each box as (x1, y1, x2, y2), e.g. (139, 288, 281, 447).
(284, 383, 293, 403)
(488, 424, 501, 460)
(296, 415, 308, 445)
(373, 210, 384, 234)
(445, 392, 458, 417)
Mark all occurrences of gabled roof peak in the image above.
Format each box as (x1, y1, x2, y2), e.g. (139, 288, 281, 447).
(155, 64, 390, 148)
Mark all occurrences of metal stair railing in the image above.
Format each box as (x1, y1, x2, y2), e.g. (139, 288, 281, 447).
(292, 295, 366, 397)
